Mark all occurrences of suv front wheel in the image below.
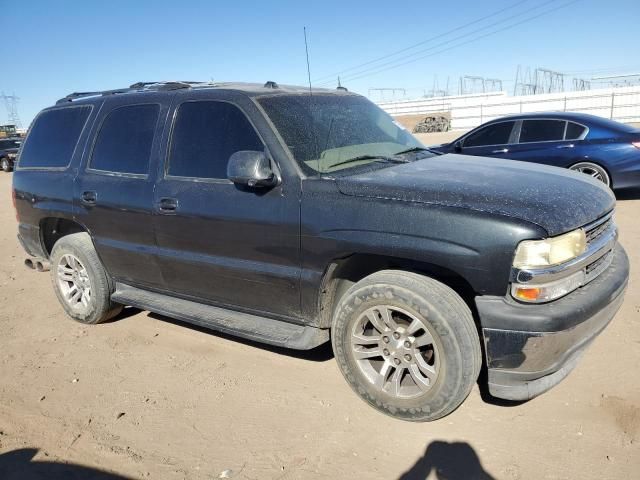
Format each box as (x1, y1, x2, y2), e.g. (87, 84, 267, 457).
(50, 232, 122, 324)
(1, 157, 12, 172)
(331, 270, 481, 421)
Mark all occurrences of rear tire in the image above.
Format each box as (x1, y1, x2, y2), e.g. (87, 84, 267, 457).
(331, 270, 481, 421)
(50, 232, 122, 324)
(569, 162, 610, 187)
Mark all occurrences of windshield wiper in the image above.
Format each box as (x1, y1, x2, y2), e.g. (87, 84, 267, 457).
(325, 154, 408, 170)
(393, 146, 440, 156)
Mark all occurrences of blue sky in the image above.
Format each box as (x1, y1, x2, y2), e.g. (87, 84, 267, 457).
(4, 0, 640, 126)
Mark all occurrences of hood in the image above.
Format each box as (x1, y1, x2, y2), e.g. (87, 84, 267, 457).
(336, 154, 615, 236)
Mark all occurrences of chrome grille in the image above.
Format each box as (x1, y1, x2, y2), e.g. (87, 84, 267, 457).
(585, 216, 613, 244)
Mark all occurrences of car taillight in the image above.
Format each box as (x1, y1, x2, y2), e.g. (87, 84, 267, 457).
(632, 141, 640, 149)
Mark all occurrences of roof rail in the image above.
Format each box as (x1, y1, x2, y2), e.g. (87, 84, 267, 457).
(56, 81, 199, 105)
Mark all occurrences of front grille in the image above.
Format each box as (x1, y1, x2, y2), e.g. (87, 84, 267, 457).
(586, 250, 613, 277)
(585, 216, 613, 244)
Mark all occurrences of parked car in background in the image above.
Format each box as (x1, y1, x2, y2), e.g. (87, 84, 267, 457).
(0, 137, 21, 172)
(432, 112, 640, 190)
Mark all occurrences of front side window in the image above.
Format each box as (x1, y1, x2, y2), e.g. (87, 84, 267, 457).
(463, 121, 515, 148)
(18, 106, 91, 168)
(168, 101, 263, 179)
(519, 120, 566, 143)
(90, 104, 159, 174)
(257, 94, 426, 174)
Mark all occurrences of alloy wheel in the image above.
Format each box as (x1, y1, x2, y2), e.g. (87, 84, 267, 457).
(350, 305, 440, 399)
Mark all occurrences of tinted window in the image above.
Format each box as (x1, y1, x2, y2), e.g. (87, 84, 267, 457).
(565, 122, 587, 140)
(0, 140, 20, 149)
(18, 106, 91, 168)
(519, 120, 566, 143)
(169, 101, 263, 179)
(463, 122, 515, 147)
(90, 104, 159, 174)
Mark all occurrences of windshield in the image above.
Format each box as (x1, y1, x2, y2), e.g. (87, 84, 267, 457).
(258, 94, 427, 174)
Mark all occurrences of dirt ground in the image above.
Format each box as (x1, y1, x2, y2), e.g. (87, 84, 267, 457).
(0, 170, 638, 480)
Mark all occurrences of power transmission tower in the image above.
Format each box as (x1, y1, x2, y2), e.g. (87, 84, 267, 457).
(1, 92, 22, 128)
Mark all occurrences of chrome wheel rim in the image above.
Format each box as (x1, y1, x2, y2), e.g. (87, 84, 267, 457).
(570, 163, 610, 186)
(57, 254, 91, 311)
(350, 305, 440, 399)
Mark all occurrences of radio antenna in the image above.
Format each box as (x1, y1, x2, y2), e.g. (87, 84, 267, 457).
(304, 27, 313, 96)
(303, 26, 321, 175)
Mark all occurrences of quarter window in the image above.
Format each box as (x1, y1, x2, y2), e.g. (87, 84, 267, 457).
(18, 106, 91, 168)
(90, 104, 159, 174)
(168, 101, 263, 179)
(463, 122, 515, 148)
(519, 120, 566, 143)
(565, 122, 587, 140)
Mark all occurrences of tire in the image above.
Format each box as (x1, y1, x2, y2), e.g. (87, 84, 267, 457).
(1, 157, 12, 172)
(569, 162, 611, 188)
(49, 232, 122, 324)
(331, 270, 481, 421)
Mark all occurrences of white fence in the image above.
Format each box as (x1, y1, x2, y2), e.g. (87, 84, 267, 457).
(377, 86, 640, 130)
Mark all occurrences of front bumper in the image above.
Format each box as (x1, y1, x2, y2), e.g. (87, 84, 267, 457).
(475, 244, 629, 401)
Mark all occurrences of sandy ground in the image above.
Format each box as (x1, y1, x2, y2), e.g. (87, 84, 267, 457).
(0, 171, 638, 480)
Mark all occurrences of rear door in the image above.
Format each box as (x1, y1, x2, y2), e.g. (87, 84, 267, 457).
(503, 119, 574, 167)
(152, 92, 301, 318)
(74, 95, 170, 289)
(459, 121, 517, 158)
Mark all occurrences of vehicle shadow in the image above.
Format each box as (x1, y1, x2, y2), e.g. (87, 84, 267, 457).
(615, 188, 640, 200)
(0, 448, 132, 479)
(399, 440, 495, 480)
(145, 311, 334, 362)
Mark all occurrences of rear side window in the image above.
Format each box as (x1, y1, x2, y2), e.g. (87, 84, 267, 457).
(18, 106, 91, 168)
(90, 104, 159, 174)
(168, 101, 263, 179)
(463, 121, 515, 147)
(519, 120, 566, 143)
(565, 122, 587, 140)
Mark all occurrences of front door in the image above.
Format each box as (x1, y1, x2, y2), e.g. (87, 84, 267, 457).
(152, 96, 301, 318)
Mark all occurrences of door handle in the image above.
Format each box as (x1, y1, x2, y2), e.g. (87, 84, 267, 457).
(557, 144, 575, 149)
(491, 148, 509, 154)
(158, 197, 178, 213)
(81, 190, 97, 206)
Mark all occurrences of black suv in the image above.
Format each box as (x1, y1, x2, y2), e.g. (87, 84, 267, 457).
(1, 137, 21, 172)
(13, 81, 628, 421)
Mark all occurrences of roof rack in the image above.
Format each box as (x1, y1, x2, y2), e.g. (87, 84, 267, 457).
(55, 81, 200, 104)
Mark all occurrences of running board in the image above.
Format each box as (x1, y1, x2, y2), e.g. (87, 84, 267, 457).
(111, 283, 329, 350)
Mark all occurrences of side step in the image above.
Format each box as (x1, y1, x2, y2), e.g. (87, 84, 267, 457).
(111, 283, 329, 350)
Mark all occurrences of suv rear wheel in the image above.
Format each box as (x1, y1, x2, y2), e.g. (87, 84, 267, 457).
(50, 232, 122, 324)
(331, 270, 481, 421)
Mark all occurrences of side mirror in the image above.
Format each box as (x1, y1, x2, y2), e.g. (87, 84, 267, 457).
(454, 141, 462, 153)
(227, 151, 277, 188)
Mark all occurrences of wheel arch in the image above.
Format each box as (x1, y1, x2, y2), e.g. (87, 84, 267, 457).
(39, 217, 89, 257)
(316, 253, 477, 330)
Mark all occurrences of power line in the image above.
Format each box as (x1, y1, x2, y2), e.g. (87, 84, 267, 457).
(321, 0, 579, 86)
(312, 0, 529, 83)
(316, 0, 559, 86)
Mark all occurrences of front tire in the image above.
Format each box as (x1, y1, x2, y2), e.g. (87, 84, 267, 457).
(1, 157, 12, 172)
(331, 270, 481, 421)
(50, 232, 122, 324)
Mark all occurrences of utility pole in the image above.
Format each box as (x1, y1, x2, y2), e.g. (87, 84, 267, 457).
(1, 92, 22, 128)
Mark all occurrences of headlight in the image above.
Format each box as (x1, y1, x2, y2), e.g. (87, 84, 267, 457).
(8, 153, 16, 159)
(513, 228, 586, 269)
